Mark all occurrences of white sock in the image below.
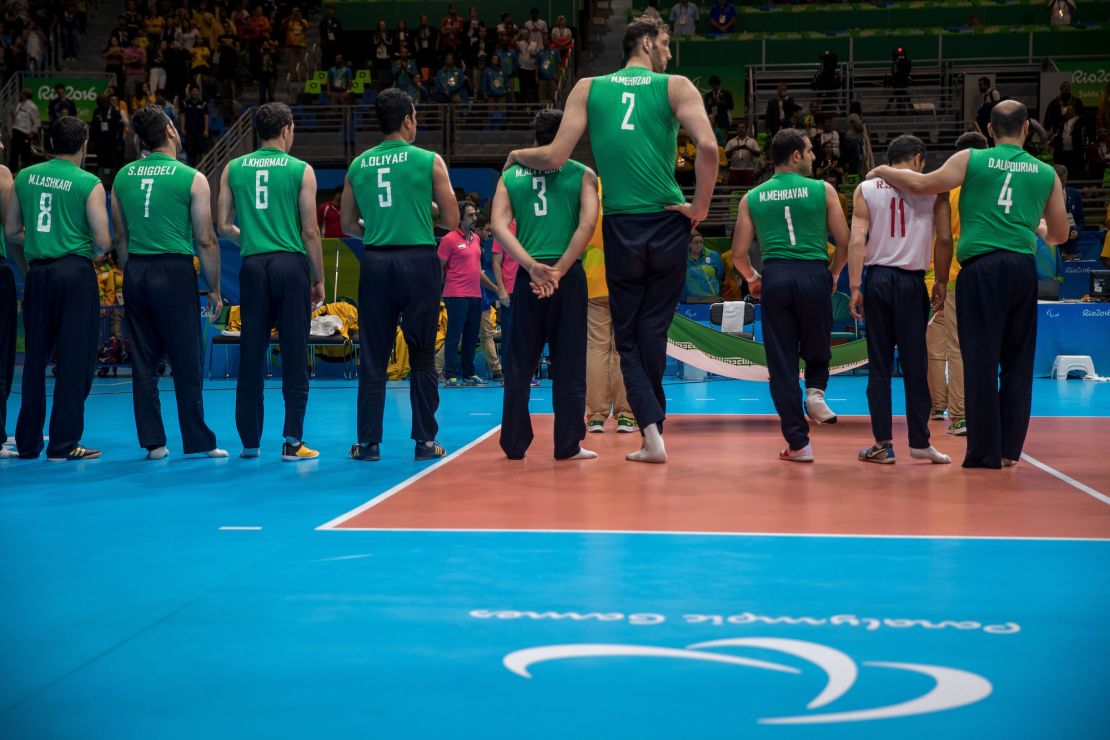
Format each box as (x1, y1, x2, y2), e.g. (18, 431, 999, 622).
(562, 447, 598, 460)
(285, 436, 300, 446)
(204, 448, 229, 458)
(146, 446, 169, 460)
(0, 448, 19, 458)
(910, 446, 952, 464)
(626, 423, 667, 463)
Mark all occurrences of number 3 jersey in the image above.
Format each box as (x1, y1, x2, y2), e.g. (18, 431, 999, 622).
(859, 177, 936, 271)
(746, 171, 828, 262)
(502, 160, 587, 260)
(957, 144, 1054, 263)
(112, 152, 197, 256)
(14, 158, 101, 261)
(227, 146, 307, 257)
(347, 140, 436, 248)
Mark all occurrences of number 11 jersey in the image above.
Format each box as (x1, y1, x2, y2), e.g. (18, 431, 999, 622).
(859, 177, 936, 272)
(348, 140, 436, 248)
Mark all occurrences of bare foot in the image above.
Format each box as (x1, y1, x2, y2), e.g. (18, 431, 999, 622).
(562, 447, 598, 461)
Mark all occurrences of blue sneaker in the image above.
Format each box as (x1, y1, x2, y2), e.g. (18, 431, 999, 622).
(858, 443, 896, 464)
(444, 376, 460, 388)
(463, 375, 489, 386)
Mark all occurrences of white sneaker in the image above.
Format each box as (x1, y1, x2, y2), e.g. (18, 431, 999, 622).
(805, 388, 838, 425)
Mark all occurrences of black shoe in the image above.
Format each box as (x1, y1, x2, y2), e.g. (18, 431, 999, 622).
(415, 440, 447, 460)
(46, 445, 101, 462)
(350, 443, 381, 461)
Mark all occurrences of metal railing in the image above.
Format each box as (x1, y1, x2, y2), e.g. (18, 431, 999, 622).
(196, 106, 256, 181)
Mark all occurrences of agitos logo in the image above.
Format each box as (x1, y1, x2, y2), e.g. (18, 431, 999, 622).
(504, 637, 992, 724)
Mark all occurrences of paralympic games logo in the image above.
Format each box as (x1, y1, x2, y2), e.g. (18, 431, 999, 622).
(503, 637, 992, 725)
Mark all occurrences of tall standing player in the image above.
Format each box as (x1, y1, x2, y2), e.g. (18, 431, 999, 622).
(4, 117, 111, 461)
(493, 109, 600, 461)
(731, 129, 850, 463)
(218, 102, 326, 461)
(0, 133, 15, 457)
(504, 17, 718, 464)
(111, 105, 227, 460)
(870, 101, 1068, 469)
(341, 88, 459, 462)
(847, 134, 952, 465)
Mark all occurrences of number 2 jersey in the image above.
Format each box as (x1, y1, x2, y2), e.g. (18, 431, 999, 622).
(859, 177, 936, 271)
(957, 144, 1054, 263)
(227, 146, 307, 258)
(14, 158, 101, 261)
(347, 140, 436, 248)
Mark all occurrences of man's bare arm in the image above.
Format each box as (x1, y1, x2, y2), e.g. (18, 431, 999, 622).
(339, 174, 363, 239)
(869, 150, 970, 196)
(825, 181, 850, 277)
(1041, 174, 1070, 245)
(490, 179, 536, 271)
(215, 164, 240, 244)
(110, 188, 130, 267)
(86, 183, 112, 256)
(299, 164, 326, 303)
(847, 186, 870, 291)
(932, 193, 953, 291)
(506, 78, 590, 172)
(2, 172, 27, 275)
(432, 154, 460, 231)
(729, 196, 761, 298)
(190, 172, 222, 314)
(666, 75, 719, 225)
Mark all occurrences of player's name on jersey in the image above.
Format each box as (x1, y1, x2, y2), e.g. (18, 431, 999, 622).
(512, 165, 563, 177)
(360, 151, 409, 168)
(241, 156, 289, 168)
(872, 179, 901, 191)
(758, 187, 809, 202)
(126, 163, 179, 177)
(987, 158, 1040, 174)
(27, 173, 73, 192)
(608, 74, 651, 86)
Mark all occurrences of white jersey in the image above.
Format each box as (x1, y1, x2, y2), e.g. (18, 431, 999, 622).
(860, 177, 936, 271)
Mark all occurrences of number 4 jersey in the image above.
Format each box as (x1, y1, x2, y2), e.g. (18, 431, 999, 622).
(746, 172, 828, 262)
(112, 152, 198, 256)
(859, 177, 936, 271)
(227, 146, 308, 257)
(502, 160, 587, 260)
(14, 158, 102, 261)
(957, 143, 1055, 263)
(347, 140, 436, 248)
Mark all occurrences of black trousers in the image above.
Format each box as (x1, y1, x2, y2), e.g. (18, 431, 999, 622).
(235, 251, 311, 449)
(16, 255, 99, 458)
(0, 261, 15, 443)
(124, 254, 217, 454)
(500, 260, 587, 459)
(9, 129, 33, 173)
(602, 210, 690, 432)
(443, 296, 482, 378)
(761, 259, 833, 450)
(357, 246, 442, 446)
(956, 250, 1037, 469)
(863, 265, 931, 448)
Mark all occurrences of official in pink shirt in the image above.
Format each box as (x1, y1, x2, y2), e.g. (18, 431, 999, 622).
(437, 202, 490, 385)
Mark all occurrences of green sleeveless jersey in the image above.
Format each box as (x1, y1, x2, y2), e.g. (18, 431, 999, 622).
(348, 140, 436, 247)
(957, 144, 1055, 262)
(502, 160, 587, 261)
(14, 158, 101, 261)
(586, 68, 683, 215)
(227, 146, 307, 257)
(747, 172, 828, 262)
(112, 153, 197, 256)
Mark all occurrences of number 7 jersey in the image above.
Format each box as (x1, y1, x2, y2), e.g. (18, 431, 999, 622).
(112, 152, 198, 256)
(227, 146, 308, 257)
(347, 140, 436, 247)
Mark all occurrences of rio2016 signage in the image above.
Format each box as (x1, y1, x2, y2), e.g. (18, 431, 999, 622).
(31, 77, 110, 123)
(1057, 61, 1109, 110)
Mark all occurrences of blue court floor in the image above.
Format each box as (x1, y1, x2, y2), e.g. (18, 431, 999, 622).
(1, 374, 1108, 739)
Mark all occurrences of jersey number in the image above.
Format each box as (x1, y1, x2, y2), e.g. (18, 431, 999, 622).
(532, 176, 548, 216)
(378, 168, 392, 208)
(621, 92, 635, 131)
(255, 170, 269, 210)
(140, 178, 154, 218)
(36, 193, 53, 233)
(889, 196, 905, 238)
(784, 205, 796, 246)
(997, 173, 1013, 214)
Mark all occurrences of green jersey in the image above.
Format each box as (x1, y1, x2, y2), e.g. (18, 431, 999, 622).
(14, 158, 101, 262)
(348, 140, 436, 247)
(227, 146, 307, 257)
(502, 160, 587, 261)
(586, 68, 683, 215)
(957, 144, 1055, 263)
(747, 172, 828, 262)
(112, 153, 197, 256)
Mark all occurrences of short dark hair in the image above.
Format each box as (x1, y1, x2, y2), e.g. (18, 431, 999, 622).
(533, 108, 562, 146)
(990, 101, 1028, 139)
(954, 131, 988, 151)
(375, 88, 415, 135)
(886, 134, 926, 165)
(55, 84, 66, 92)
(48, 116, 88, 155)
(978, 76, 990, 86)
(459, 200, 477, 216)
(622, 16, 668, 59)
(131, 105, 172, 151)
(255, 102, 293, 140)
(1053, 163, 1068, 185)
(770, 129, 808, 166)
(708, 75, 721, 85)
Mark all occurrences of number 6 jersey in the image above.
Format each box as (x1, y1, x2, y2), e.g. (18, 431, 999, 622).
(227, 146, 307, 257)
(347, 140, 436, 248)
(14, 158, 101, 261)
(859, 176, 936, 271)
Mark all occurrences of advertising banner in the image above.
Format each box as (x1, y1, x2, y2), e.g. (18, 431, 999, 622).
(29, 76, 110, 123)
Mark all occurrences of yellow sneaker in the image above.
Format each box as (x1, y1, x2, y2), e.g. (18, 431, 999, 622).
(281, 441, 320, 461)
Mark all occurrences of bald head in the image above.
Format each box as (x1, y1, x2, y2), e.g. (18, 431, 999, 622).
(989, 100, 1029, 143)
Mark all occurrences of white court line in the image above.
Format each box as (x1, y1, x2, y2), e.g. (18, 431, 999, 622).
(469, 412, 492, 416)
(1021, 453, 1110, 506)
(322, 526, 1109, 543)
(316, 426, 501, 530)
(311, 553, 372, 562)
(737, 398, 759, 401)
(695, 398, 717, 401)
(219, 526, 262, 531)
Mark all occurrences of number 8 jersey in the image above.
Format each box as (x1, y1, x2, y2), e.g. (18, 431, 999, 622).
(957, 143, 1054, 263)
(227, 146, 307, 257)
(348, 140, 436, 248)
(14, 158, 101, 261)
(859, 177, 936, 271)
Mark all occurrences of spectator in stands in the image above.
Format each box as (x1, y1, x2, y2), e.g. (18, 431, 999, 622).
(132, 82, 156, 113)
(1094, 127, 1109, 180)
(436, 52, 468, 103)
(669, 0, 699, 37)
(104, 36, 125, 88)
(815, 143, 845, 186)
(10, 88, 39, 173)
(110, 15, 131, 48)
(414, 14, 438, 72)
(975, 77, 1002, 141)
(317, 190, 343, 238)
(145, 6, 166, 47)
(255, 35, 278, 104)
(816, 117, 842, 159)
(181, 84, 208, 165)
(149, 40, 167, 95)
(1054, 165, 1085, 259)
(284, 7, 309, 83)
(785, 107, 805, 131)
(968, 13, 983, 27)
(328, 53, 353, 105)
(682, 232, 723, 303)
(1044, 80, 1081, 139)
(464, 7, 485, 65)
(216, 33, 240, 108)
(121, 0, 141, 38)
(642, 0, 662, 20)
(551, 15, 573, 59)
(248, 8, 270, 48)
(439, 3, 464, 58)
(1098, 80, 1110, 130)
(122, 36, 147, 99)
(764, 82, 797, 134)
(48, 84, 76, 123)
(704, 76, 734, 143)
(675, 129, 697, 186)
(708, 0, 736, 34)
(515, 29, 538, 103)
(394, 19, 412, 57)
(393, 46, 425, 100)
(194, 2, 220, 50)
(190, 42, 213, 96)
(59, 4, 80, 62)
(176, 19, 200, 50)
(320, 5, 342, 67)
(724, 121, 759, 186)
(1053, 102, 1087, 177)
(497, 12, 515, 37)
(524, 7, 548, 42)
(499, 35, 520, 101)
(1048, 0, 1075, 25)
(372, 21, 393, 83)
(154, 90, 179, 134)
(470, 25, 495, 91)
(536, 43, 560, 106)
(845, 101, 865, 142)
(90, 93, 124, 180)
(482, 52, 508, 107)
